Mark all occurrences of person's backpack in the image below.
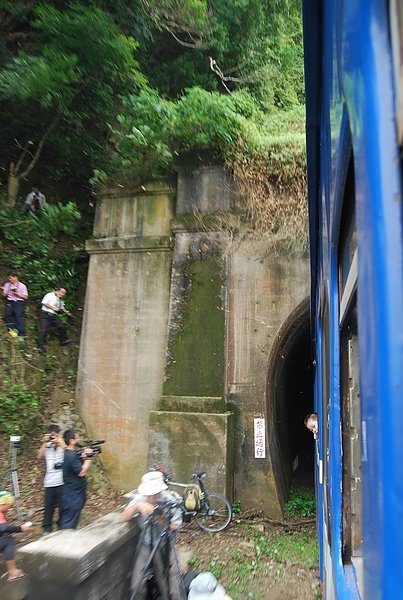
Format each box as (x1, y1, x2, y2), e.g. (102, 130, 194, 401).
(183, 482, 202, 511)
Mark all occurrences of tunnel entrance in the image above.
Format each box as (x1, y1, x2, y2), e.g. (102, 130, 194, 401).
(267, 298, 314, 507)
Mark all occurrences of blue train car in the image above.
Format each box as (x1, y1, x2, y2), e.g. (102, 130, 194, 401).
(302, 1, 403, 598)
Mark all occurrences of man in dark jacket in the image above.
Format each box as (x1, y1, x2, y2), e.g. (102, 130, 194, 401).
(59, 430, 92, 529)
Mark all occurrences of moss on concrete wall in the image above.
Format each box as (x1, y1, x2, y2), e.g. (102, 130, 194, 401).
(163, 258, 225, 397)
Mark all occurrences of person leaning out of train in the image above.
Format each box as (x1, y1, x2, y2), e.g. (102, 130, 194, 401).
(304, 412, 318, 437)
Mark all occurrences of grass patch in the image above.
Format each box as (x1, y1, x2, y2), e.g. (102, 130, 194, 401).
(253, 529, 318, 569)
(184, 522, 319, 600)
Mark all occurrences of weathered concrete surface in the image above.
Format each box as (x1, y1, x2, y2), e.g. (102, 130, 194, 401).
(225, 237, 310, 515)
(76, 168, 311, 517)
(76, 183, 175, 490)
(149, 404, 234, 496)
(92, 182, 174, 238)
(17, 511, 138, 599)
(176, 166, 234, 215)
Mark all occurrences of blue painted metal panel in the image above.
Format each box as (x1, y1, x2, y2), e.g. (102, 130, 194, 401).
(303, 0, 403, 597)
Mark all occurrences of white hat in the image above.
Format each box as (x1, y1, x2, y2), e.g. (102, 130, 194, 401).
(137, 471, 168, 496)
(188, 572, 226, 600)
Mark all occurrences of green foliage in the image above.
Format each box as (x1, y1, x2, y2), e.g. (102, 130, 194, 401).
(0, 203, 81, 251)
(0, 203, 85, 300)
(100, 86, 295, 185)
(141, 0, 208, 35)
(0, 0, 305, 205)
(187, 557, 201, 569)
(232, 500, 241, 514)
(0, 1, 146, 194)
(284, 488, 316, 519)
(0, 382, 42, 435)
(140, 0, 304, 108)
(104, 88, 176, 184)
(0, 3, 145, 109)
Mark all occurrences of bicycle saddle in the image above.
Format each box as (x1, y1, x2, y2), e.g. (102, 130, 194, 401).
(192, 471, 206, 478)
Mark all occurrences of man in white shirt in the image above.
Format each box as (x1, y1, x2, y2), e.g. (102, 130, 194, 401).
(37, 286, 72, 354)
(37, 424, 66, 534)
(21, 186, 46, 213)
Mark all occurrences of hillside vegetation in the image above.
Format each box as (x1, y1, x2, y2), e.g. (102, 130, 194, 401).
(0, 0, 306, 238)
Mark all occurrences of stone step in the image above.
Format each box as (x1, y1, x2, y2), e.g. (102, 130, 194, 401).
(159, 395, 228, 413)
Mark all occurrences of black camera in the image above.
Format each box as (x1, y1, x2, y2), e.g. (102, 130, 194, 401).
(48, 434, 56, 441)
(54, 461, 64, 470)
(76, 439, 105, 460)
(153, 499, 180, 516)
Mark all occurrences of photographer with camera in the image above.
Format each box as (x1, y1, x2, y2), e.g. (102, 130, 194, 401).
(37, 285, 72, 354)
(2, 271, 29, 340)
(37, 424, 66, 535)
(122, 471, 184, 599)
(59, 430, 92, 530)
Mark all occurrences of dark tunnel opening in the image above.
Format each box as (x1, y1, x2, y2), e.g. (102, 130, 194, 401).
(267, 299, 314, 506)
(280, 322, 314, 490)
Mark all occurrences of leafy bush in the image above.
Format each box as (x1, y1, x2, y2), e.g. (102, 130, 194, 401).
(0, 383, 42, 436)
(94, 86, 307, 246)
(95, 87, 271, 186)
(0, 203, 81, 252)
(0, 203, 85, 301)
(284, 488, 316, 519)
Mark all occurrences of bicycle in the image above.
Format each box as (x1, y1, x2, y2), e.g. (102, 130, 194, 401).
(155, 467, 233, 533)
(121, 498, 187, 600)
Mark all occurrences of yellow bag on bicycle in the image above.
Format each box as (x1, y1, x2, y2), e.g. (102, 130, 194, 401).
(183, 483, 202, 511)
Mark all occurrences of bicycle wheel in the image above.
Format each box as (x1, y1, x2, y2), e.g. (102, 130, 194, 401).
(195, 492, 232, 533)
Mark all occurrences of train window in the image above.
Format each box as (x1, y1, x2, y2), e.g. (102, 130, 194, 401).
(338, 168, 357, 300)
(338, 164, 363, 567)
(340, 302, 362, 562)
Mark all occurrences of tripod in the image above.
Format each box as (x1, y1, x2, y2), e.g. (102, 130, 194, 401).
(122, 502, 187, 600)
(1, 436, 23, 523)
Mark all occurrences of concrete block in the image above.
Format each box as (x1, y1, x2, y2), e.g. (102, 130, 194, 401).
(18, 511, 138, 600)
(176, 167, 234, 215)
(149, 410, 234, 499)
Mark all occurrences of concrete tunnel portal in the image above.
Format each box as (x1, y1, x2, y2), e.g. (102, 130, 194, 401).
(266, 298, 314, 507)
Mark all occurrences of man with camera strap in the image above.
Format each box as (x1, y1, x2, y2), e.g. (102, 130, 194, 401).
(59, 429, 92, 530)
(122, 471, 184, 599)
(37, 424, 66, 535)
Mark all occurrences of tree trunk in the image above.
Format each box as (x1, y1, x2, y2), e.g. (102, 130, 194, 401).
(4, 117, 60, 207)
(6, 168, 20, 207)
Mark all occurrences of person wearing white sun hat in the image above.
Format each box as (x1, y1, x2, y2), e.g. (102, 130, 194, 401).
(122, 471, 184, 599)
(187, 572, 232, 600)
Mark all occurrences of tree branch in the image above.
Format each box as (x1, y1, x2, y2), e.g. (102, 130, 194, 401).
(16, 117, 60, 180)
(140, 0, 211, 48)
(209, 57, 258, 92)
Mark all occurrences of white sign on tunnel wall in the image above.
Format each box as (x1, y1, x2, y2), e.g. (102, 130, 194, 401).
(254, 417, 266, 458)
